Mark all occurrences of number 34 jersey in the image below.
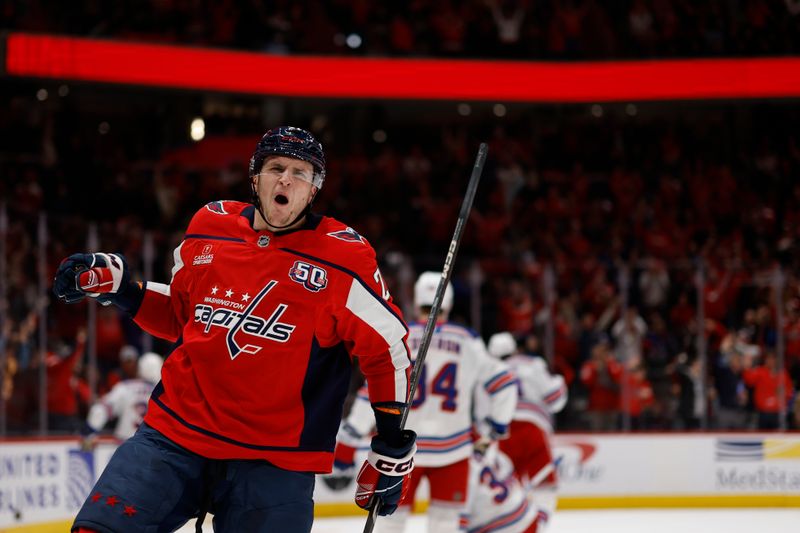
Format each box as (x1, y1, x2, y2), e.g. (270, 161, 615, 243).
(346, 321, 518, 467)
(133, 201, 411, 473)
(406, 322, 517, 467)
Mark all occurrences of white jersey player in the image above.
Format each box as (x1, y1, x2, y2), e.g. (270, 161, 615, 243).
(334, 272, 517, 533)
(488, 333, 567, 531)
(467, 446, 541, 533)
(86, 352, 164, 441)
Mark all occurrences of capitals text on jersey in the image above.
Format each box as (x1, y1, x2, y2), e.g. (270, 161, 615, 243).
(193, 280, 296, 359)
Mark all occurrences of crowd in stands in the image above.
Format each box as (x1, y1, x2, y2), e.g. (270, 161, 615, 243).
(4, 0, 800, 59)
(2, 1, 800, 434)
(2, 83, 799, 435)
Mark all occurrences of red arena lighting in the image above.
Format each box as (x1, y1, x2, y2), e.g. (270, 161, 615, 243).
(6, 32, 800, 102)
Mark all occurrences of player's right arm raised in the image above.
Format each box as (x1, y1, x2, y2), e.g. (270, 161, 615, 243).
(53, 247, 189, 342)
(53, 207, 208, 343)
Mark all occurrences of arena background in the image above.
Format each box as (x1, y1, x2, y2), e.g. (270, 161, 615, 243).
(1, 1, 800, 531)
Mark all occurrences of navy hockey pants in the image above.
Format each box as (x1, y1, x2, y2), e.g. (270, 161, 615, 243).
(72, 424, 315, 533)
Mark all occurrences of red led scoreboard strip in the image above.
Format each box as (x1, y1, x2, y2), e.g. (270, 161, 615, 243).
(6, 32, 800, 102)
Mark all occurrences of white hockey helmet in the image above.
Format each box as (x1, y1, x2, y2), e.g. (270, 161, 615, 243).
(488, 332, 516, 359)
(138, 352, 164, 384)
(414, 271, 453, 313)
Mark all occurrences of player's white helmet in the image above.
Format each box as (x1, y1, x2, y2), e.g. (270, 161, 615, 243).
(414, 271, 453, 313)
(138, 352, 164, 384)
(488, 332, 516, 359)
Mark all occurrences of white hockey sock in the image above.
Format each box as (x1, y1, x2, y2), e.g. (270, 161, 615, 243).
(531, 485, 558, 532)
(427, 502, 463, 533)
(375, 506, 410, 533)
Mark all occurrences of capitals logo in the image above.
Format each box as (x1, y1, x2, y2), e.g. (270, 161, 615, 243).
(193, 280, 296, 360)
(205, 200, 228, 215)
(327, 227, 365, 243)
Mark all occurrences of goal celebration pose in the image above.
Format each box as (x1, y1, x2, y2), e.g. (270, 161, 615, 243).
(54, 127, 416, 532)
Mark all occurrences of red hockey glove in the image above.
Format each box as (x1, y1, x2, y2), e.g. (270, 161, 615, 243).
(53, 253, 143, 313)
(355, 430, 416, 516)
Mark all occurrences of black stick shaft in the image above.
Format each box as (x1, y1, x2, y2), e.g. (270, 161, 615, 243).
(362, 142, 488, 533)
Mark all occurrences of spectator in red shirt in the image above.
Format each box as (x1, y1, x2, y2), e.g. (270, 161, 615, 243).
(46, 329, 86, 433)
(620, 363, 654, 430)
(498, 278, 536, 336)
(580, 337, 623, 431)
(95, 305, 126, 374)
(742, 351, 794, 430)
(702, 265, 733, 322)
(784, 301, 800, 367)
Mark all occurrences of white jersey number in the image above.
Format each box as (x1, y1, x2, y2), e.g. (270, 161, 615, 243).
(373, 268, 390, 300)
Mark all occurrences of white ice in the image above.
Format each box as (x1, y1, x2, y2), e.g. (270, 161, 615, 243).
(177, 508, 800, 533)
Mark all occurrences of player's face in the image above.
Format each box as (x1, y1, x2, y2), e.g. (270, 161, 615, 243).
(254, 156, 318, 230)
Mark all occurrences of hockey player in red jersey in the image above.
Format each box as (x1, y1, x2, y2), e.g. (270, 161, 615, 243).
(54, 127, 416, 532)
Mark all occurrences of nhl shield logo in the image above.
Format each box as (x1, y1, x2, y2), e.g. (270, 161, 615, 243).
(258, 235, 270, 248)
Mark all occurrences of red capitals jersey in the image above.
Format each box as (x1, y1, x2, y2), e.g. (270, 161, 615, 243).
(137, 200, 411, 472)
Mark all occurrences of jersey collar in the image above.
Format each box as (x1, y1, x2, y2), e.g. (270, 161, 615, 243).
(240, 204, 322, 238)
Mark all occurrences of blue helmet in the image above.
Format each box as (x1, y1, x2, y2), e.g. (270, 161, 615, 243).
(248, 126, 326, 189)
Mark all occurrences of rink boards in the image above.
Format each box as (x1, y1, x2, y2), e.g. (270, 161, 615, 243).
(1, 433, 799, 529)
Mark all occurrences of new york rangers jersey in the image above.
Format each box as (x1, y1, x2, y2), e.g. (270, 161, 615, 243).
(466, 448, 539, 533)
(341, 321, 517, 467)
(134, 201, 411, 472)
(506, 355, 567, 434)
(87, 378, 155, 440)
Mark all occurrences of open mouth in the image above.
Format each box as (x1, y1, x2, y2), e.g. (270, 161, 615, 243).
(274, 194, 289, 205)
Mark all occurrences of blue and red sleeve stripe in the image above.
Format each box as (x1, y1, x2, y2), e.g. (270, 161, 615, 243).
(416, 428, 473, 454)
(484, 371, 517, 395)
(544, 386, 565, 405)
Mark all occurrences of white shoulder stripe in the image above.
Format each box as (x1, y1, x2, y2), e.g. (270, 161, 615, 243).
(146, 282, 171, 297)
(170, 241, 185, 281)
(345, 279, 409, 401)
(346, 279, 406, 345)
(391, 344, 410, 401)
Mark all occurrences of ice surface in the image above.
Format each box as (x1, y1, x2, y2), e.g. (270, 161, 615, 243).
(175, 508, 800, 533)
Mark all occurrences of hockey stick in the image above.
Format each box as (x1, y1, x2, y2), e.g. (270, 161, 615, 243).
(362, 142, 488, 533)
